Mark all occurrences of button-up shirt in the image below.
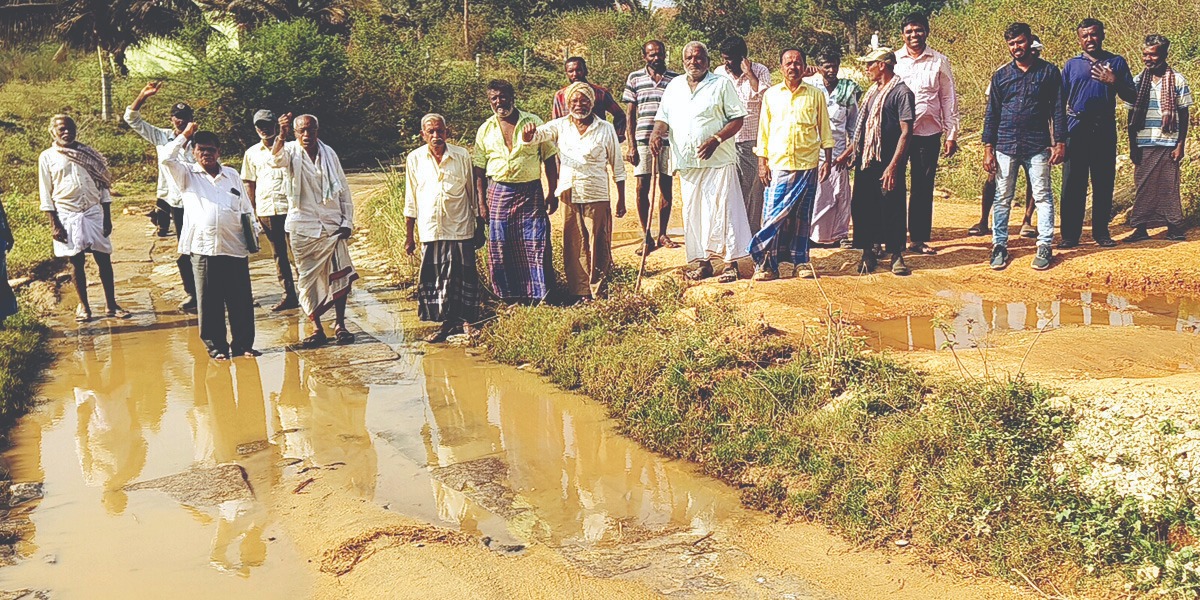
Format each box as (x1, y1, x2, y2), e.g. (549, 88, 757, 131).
(271, 141, 354, 238)
(124, 106, 195, 207)
(161, 136, 253, 258)
(472, 110, 558, 184)
(1062, 51, 1135, 133)
(1125, 71, 1193, 147)
(552, 82, 627, 135)
(982, 58, 1066, 159)
(38, 148, 111, 213)
(894, 46, 959, 140)
(654, 72, 748, 172)
(404, 144, 477, 242)
(623, 67, 679, 144)
(754, 81, 834, 171)
(241, 141, 290, 217)
(804, 76, 861, 157)
(714, 62, 772, 143)
(529, 117, 626, 203)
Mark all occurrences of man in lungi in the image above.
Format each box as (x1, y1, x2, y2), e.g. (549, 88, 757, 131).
(714, 35, 771, 234)
(650, 41, 752, 283)
(272, 113, 357, 348)
(125, 81, 198, 312)
(472, 79, 560, 304)
(1124, 34, 1192, 242)
(750, 49, 833, 281)
(241, 109, 299, 311)
(851, 48, 916, 275)
(39, 115, 130, 322)
(805, 49, 861, 248)
(161, 124, 258, 360)
(404, 114, 484, 343)
(523, 81, 628, 301)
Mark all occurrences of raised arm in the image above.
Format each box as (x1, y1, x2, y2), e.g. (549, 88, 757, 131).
(125, 82, 172, 146)
(160, 123, 197, 192)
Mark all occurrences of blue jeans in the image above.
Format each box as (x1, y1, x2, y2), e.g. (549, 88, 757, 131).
(993, 150, 1054, 247)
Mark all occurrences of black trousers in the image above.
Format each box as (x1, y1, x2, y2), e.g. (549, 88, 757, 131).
(153, 199, 173, 235)
(852, 163, 908, 253)
(170, 205, 197, 301)
(262, 214, 296, 297)
(907, 133, 941, 244)
(1061, 125, 1117, 242)
(193, 255, 255, 356)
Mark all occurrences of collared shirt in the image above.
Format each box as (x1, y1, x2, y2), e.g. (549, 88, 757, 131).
(755, 81, 834, 171)
(982, 58, 1067, 158)
(552, 82, 627, 135)
(38, 148, 112, 213)
(1062, 51, 1135, 133)
(530, 117, 626, 203)
(622, 67, 680, 144)
(241, 141, 290, 217)
(124, 106, 195, 207)
(894, 46, 959, 139)
(654, 72, 748, 172)
(272, 141, 354, 238)
(714, 62, 772, 143)
(472, 111, 558, 184)
(404, 144, 477, 242)
(804, 76, 861, 156)
(1124, 71, 1193, 147)
(854, 81, 916, 164)
(161, 136, 253, 258)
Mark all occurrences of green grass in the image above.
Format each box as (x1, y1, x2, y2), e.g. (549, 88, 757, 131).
(0, 307, 52, 439)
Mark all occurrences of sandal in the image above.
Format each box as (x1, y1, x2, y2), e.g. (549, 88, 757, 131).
(967, 223, 990, 236)
(75, 304, 92, 323)
(634, 239, 657, 256)
(657, 235, 679, 249)
(334, 327, 355, 345)
(299, 331, 328, 349)
(908, 243, 937, 255)
(424, 323, 459, 343)
(106, 307, 132, 320)
(684, 263, 713, 281)
(232, 348, 262, 357)
(717, 266, 739, 283)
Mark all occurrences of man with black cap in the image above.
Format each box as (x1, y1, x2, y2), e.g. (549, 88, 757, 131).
(241, 109, 298, 311)
(125, 81, 198, 313)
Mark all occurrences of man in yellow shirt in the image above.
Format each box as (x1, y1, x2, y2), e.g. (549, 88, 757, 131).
(750, 48, 834, 280)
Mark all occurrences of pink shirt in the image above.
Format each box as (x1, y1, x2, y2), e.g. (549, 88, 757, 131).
(714, 62, 772, 143)
(894, 46, 959, 140)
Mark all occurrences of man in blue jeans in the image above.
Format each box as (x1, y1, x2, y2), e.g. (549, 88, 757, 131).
(982, 22, 1066, 270)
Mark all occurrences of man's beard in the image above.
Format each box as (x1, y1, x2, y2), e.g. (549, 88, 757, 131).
(569, 109, 591, 120)
(493, 106, 514, 118)
(685, 65, 706, 78)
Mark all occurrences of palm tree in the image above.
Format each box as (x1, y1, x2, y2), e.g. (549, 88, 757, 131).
(194, 0, 378, 35)
(0, 0, 203, 120)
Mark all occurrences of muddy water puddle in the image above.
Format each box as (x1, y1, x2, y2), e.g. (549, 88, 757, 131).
(859, 290, 1200, 352)
(1, 255, 774, 598)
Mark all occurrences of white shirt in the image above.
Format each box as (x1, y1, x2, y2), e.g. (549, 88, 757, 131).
(403, 144, 477, 242)
(161, 136, 254, 257)
(654, 72, 748, 172)
(530, 117, 626, 203)
(38, 147, 111, 213)
(713, 62, 772, 142)
(124, 106, 195, 207)
(271, 141, 353, 238)
(804, 75, 860, 156)
(241, 141, 290, 217)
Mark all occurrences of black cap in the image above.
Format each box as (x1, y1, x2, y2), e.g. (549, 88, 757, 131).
(170, 102, 193, 120)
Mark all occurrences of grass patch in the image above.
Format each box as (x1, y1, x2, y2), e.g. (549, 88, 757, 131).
(0, 305, 52, 440)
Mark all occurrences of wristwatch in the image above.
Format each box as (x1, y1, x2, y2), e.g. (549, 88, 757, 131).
(712, 134, 723, 144)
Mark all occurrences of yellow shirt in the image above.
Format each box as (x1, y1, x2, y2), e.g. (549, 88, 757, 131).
(472, 111, 558, 183)
(755, 81, 834, 171)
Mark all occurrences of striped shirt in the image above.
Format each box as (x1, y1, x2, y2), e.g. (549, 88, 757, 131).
(1125, 72, 1193, 148)
(714, 62, 772, 143)
(622, 67, 679, 145)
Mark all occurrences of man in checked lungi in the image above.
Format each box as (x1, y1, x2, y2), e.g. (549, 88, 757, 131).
(472, 79, 560, 305)
(749, 48, 834, 281)
(404, 114, 485, 343)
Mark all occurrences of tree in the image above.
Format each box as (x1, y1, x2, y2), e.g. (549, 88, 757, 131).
(0, 0, 203, 119)
(811, 0, 909, 53)
(676, 0, 763, 44)
(193, 0, 379, 35)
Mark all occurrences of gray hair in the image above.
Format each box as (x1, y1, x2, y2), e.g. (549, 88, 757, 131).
(682, 41, 708, 58)
(293, 113, 319, 129)
(420, 113, 447, 130)
(48, 113, 75, 133)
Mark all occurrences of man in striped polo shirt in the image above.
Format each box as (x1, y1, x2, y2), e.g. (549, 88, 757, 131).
(623, 40, 679, 255)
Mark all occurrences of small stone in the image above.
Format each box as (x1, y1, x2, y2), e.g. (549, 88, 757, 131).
(755, 577, 766, 584)
(42, 554, 56, 564)
(894, 539, 910, 547)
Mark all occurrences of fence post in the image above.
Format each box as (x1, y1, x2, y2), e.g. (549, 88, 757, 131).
(475, 53, 481, 78)
(522, 48, 528, 72)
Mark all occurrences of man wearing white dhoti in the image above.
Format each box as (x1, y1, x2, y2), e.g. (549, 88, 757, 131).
(271, 113, 357, 349)
(650, 41, 752, 283)
(39, 114, 130, 323)
(805, 49, 861, 247)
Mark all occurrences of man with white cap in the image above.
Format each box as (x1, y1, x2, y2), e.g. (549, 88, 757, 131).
(241, 108, 298, 311)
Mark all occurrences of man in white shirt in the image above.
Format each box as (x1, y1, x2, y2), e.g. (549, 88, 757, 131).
(404, 114, 484, 343)
(241, 109, 298, 312)
(125, 81, 198, 312)
(272, 113, 356, 349)
(39, 114, 130, 323)
(651, 41, 752, 283)
(161, 125, 258, 360)
(522, 82, 627, 301)
(714, 35, 771, 233)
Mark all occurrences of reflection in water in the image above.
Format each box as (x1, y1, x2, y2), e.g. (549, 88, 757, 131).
(862, 291, 1200, 351)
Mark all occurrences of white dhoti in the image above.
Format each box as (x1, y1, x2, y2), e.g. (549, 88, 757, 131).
(290, 232, 358, 319)
(810, 163, 852, 244)
(53, 203, 113, 257)
(680, 164, 752, 263)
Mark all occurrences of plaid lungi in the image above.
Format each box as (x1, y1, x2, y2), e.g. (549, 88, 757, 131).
(417, 240, 481, 324)
(748, 169, 817, 270)
(1131, 146, 1184, 229)
(486, 180, 553, 303)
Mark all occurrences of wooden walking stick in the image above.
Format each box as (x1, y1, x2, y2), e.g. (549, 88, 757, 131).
(635, 154, 658, 293)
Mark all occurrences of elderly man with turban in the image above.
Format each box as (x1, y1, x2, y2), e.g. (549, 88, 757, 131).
(523, 82, 627, 301)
